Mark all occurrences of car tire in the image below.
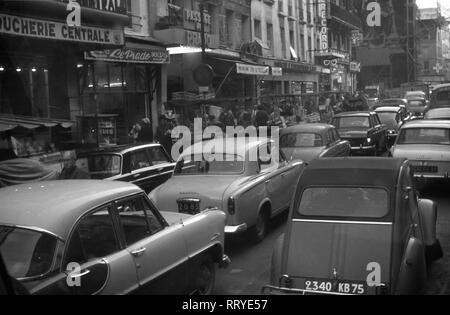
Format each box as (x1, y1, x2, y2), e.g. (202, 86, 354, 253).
(196, 255, 216, 295)
(252, 210, 269, 243)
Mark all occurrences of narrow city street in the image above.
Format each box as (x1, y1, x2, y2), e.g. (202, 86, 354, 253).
(216, 184, 450, 295)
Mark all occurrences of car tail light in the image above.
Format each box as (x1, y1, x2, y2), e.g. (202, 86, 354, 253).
(228, 196, 236, 215)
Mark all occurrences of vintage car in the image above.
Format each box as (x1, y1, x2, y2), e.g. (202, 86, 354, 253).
(149, 137, 305, 242)
(429, 83, 450, 110)
(331, 112, 388, 156)
(0, 181, 229, 295)
(374, 106, 407, 146)
(77, 144, 176, 193)
(407, 99, 428, 116)
(263, 158, 442, 295)
(425, 108, 450, 120)
(391, 120, 450, 182)
(280, 124, 350, 163)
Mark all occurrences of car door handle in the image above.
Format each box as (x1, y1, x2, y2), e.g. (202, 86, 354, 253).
(265, 180, 271, 185)
(70, 270, 90, 279)
(133, 174, 142, 179)
(131, 248, 147, 257)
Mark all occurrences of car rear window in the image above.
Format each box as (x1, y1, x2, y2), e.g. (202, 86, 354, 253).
(333, 116, 370, 129)
(87, 154, 121, 179)
(0, 227, 57, 279)
(281, 133, 323, 148)
(397, 128, 450, 145)
(298, 187, 389, 218)
(174, 154, 244, 175)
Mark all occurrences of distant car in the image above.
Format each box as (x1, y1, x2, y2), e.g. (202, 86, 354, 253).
(280, 124, 350, 163)
(0, 181, 229, 295)
(375, 107, 405, 146)
(391, 120, 450, 182)
(149, 137, 305, 242)
(78, 144, 176, 193)
(424, 108, 450, 120)
(379, 98, 408, 107)
(331, 112, 388, 156)
(263, 158, 442, 295)
(407, 99, 428, 116)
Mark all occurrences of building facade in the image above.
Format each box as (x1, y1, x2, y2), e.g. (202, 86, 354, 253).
(416, 6, 450, 85)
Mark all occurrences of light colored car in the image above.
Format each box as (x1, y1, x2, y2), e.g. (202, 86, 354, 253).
(149, 137, 305, 242)
(391, 120, 450, 182)
(264, 158, 442, 295)
(424, 108, 450, 120)
(405, 91, 427, 101)
(0, 181, 229, 295)
(280, 124, 350, 163)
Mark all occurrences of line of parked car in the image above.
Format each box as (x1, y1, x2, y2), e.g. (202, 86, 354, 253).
(1, 84, 449, 295)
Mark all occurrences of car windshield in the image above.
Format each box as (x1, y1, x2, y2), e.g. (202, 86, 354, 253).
(298, 187, 389, 218)
(174, 154, 244, 175)
(333, 116, 370, 129)
(280, 133, 323, 148)
(87, 154, 122, 179)
(376, 112, 398, 129)
(397, 128, 450, 145)
(0, 227, 57, 279)
(365, 89, 378, 98)
(406, 93, 425, 100)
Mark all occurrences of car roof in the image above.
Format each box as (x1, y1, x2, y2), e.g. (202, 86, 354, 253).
(427, 107, 450, 114)
(0, 181, 142, 240)
(333, 111, 373, 117)
(401, 120, 450, 129)
(180, 137, 268, 158)
(299, 157, 406, 189)
(375, 106, 401, 112)
(432, 83, 450, 91)
(280, 124, 334, 135)
(81, 143, 162, 155)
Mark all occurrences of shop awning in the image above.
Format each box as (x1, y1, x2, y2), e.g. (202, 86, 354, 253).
(0, 115, 74, 132)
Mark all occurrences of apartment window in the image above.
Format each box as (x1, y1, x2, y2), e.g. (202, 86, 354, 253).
(226, 10, 234, 45)
(254, 19, 262, 39)
(242, 15, 251, 43)
(300, 34, 305, 61)
(267, 23, 274, 55)
(280, 25, 287, 58)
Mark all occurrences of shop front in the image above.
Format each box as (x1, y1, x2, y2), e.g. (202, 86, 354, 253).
(0, 1, 128, 164)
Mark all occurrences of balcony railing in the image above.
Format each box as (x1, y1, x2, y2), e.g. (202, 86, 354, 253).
(329, 3, 362, 30)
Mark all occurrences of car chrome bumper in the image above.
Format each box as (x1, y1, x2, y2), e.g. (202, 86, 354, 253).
(219, 254, 231, 269)
(225, 223, 248, 234)
(261, 285, 352, 296)
(414, 173, 450, 180)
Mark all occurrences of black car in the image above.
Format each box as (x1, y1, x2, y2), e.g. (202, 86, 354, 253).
(331, 112, 388, 156)
(78, 144, 176, 193)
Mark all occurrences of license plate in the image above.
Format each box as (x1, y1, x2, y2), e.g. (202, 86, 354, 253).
(303, 279, 367, 295)
(177, 198, 201, 215)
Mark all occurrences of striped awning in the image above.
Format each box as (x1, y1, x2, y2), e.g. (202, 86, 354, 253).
(0, 115, 74, 132)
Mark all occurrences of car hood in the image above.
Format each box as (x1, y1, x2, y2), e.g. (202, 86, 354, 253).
(284, 220, 392, 290)
(150, 175, 240, 212)
(282, 147, 324, 163)
(338, 128, 368, 138)
(392, 144, 450, 161)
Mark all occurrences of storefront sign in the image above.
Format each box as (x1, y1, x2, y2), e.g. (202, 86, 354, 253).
(236, 63, 270, 76)
(0, 13, 124, 45)
(186, 30, 215, 48)
(271, 67, 283, 76)
(67, 0, 128, 15)
(275, 61, 313, 73)
(319, 1, 329, 51)
(85, 48, 170, 64)
(350, 61, 361, 72)
(184, 9, 211, 26)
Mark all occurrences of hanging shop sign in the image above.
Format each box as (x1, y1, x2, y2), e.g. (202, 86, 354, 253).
(319, 1, 329, 52)
(350, 61, 361, 73)
(85, 48, 170, 64)
(271, 67, 283, 76)
(236, 63, 270, 76)
(0, 13, 124, 45)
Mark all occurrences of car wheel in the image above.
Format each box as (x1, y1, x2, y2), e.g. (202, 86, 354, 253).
(196, 256, 215, 295)
(252, 210, 269, 243)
